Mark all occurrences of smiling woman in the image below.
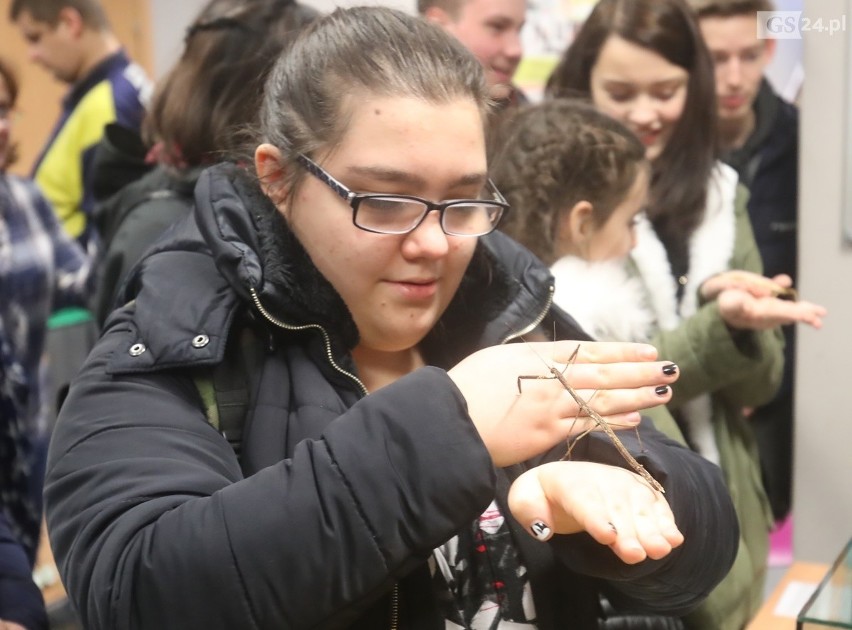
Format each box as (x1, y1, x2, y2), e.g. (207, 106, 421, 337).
(42, 6, 740, 629)
(542, 1, 826, 628)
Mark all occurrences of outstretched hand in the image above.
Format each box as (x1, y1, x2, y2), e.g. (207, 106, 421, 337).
(507, 461, 684, 564)
(700, 271, 826, 330)
(447, 341, 679, 467)
(716, 289, 826, 330)
(700, 270, 793, 301)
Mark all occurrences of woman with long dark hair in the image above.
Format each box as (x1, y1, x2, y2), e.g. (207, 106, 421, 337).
(542, 1, 824, 627)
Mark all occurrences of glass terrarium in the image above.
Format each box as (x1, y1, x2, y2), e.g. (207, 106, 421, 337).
(797, 538, 852, 629)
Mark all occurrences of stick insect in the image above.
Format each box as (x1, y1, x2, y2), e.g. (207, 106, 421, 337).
(517, 343, 665, 495)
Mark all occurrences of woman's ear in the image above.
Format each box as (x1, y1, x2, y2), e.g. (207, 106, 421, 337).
(255, 143, 290, 210)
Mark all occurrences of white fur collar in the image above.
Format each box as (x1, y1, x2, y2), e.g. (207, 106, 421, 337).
(629, 162, 739, 330)
(550, 256, 655, 343)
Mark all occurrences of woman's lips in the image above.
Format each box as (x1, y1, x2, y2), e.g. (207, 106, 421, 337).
(638, 130, 661, 146)
(720, 95, 747, 110)
(391, 279, 438, 300)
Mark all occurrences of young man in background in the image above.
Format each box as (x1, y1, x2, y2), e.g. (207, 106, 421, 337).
(691, 0, 799, 524)
(419, 0, 528, 109)
(9, 0, 150, 257)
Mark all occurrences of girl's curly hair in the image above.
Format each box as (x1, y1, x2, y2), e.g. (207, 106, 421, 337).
(490, 98, 647, 265)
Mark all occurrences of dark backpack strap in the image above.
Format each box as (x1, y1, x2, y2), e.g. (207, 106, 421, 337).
(196, 323, 267, 457)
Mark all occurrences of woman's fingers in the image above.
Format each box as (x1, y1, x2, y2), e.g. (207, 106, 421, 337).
(528, 340, 659, 365)
(598, 481, 683, 563)
(558, 383, 674, 414)
(719, 289, 827, 330)
(509, 462, 683, 564)
(517, 357, 680, 393)
(506, 466, 561, 541)
(449, 342, 679, 467)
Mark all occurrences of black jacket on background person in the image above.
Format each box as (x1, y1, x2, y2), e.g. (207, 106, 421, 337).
(721, 78, 799, 521)
(44, 163, 739, 629)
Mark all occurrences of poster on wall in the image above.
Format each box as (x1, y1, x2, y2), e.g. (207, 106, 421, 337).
(515, 0, 596, 102)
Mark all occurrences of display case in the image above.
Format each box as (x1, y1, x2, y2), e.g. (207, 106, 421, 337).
(797, 538, 852, 629)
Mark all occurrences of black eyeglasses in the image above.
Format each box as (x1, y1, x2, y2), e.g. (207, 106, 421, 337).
(296, 153, 508, 236)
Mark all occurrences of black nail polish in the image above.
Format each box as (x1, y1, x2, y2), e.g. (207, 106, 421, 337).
(662, 363, 678, 376)
(655, 385, 670, 396)
(608, 521, 618, 535)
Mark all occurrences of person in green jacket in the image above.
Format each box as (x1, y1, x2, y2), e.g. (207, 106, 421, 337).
(491, 1, 827, 628)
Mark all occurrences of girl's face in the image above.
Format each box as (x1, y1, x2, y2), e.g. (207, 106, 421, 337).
(586, 166, 648, 261)
(263, 96, 485, 354)
(589, 36, 689, 161)
(560, 166, 648, 263)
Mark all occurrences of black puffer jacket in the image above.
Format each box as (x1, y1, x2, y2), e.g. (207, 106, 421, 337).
(44, 163, 739, 629)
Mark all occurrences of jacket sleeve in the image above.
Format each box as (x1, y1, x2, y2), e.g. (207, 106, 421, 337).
(547, 419, 739, 617)
(44, 331, 495, 630)
(651, 303, 784, 409)
(650, 185, 785, 409)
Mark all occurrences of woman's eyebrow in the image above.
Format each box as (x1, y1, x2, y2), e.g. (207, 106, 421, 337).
(601, 76, 685, 87)
(346, 165, 487, 188)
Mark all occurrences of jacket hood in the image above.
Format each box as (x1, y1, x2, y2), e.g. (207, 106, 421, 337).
(108, 162, 557, 373)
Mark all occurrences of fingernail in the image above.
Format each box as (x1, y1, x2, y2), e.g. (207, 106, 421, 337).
(662, 363, 678, 376)
(608, 521, 618, 535)
(530, 520, 553, 542)
(655, 385, 670, 396)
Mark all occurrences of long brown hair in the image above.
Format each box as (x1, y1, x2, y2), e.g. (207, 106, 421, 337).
(545, 0, 718, 269)
(145, 0, 320, 167)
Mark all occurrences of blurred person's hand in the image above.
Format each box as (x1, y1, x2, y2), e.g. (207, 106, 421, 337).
(700, 270, 826, 330)
(716, 288, 826, 330)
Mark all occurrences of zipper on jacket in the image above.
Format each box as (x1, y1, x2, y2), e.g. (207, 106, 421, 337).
(501, 284, 555, 344)
(252, 286, 551, 629)
(390, 584, 399, 630)
(249, 287, 368, 397)
(252, 287, 407, 626)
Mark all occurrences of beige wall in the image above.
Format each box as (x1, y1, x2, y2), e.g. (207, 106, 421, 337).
(793, 0, 852, 563)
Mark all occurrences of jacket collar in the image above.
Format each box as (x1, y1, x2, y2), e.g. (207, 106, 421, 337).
(63, 50, 130, 111)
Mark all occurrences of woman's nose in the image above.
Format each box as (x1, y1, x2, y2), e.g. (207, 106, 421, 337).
(402, 210, 450, 257)
(627, 98, 658, 127)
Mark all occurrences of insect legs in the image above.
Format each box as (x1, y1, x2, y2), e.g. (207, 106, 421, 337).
(517, 344, 665, 494)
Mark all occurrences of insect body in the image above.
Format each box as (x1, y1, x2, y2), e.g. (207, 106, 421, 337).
(517, 345, 665, 494)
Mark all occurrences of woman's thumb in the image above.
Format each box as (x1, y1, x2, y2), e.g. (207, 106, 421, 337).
(508, 467, 556, 542)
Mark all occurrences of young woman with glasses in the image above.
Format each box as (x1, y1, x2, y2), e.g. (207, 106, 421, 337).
(43, 7, 738, 628)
